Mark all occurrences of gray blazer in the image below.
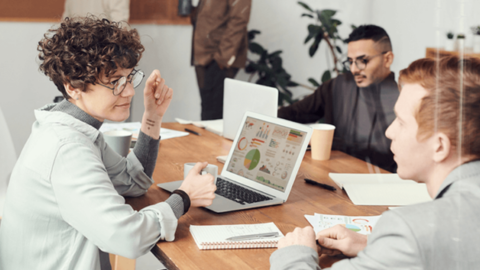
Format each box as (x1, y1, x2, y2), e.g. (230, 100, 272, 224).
(270, 160, 480, 269)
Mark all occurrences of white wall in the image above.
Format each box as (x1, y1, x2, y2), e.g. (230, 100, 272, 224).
(1, 0, 479, 154)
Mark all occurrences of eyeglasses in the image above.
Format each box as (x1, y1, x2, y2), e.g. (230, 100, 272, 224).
(98, 69, 145, 96)
(342, 52, 388, 72)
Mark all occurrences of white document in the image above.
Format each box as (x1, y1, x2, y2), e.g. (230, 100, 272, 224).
(100, 122, 189, 140)
(343, 183, 432, 206)
(329, 173, 431, 206)
(175, 118, 224, 136)
(329, 173, 417, 188)
(305, 214, 381, 235)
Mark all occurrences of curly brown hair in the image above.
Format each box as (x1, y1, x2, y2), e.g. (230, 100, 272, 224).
(38, 16, 145, 99)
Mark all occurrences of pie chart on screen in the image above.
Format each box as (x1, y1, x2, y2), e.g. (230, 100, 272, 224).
(244, 149, 260, 170)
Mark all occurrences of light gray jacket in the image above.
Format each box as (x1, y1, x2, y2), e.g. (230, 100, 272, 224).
(0, 102, 183, 270)
(270, 160, 480, 269)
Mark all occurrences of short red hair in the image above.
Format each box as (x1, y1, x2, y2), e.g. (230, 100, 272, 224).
(399, 56, 480, 158)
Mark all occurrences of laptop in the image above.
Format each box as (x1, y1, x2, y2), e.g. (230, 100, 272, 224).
(222, 78, 278, 140)
(158, 111, 313, 213)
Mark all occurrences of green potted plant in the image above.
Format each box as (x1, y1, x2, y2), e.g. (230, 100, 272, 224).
(245, 30, 302, 106)
(445, 31, 455, 51)
(298, 1, 352, 85)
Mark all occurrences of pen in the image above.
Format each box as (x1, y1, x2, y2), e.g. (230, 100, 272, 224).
(225, 232, 280, 241)
(185, 128, 201, 136)
(304, 178, 337, 191)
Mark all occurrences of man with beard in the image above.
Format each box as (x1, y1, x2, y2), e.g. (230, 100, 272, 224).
(278, 25, 398, 172)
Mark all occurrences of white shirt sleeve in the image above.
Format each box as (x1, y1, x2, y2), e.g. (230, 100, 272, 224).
(50, 141, 177, 259)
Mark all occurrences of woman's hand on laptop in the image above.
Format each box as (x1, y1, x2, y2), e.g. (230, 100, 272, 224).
(179, 162, 217, 207)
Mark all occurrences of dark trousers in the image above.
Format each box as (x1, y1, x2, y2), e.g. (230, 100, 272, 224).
(195, 60, 238, 120)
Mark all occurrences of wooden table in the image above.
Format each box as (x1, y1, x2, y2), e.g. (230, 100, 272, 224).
(126, 123, 390, 270)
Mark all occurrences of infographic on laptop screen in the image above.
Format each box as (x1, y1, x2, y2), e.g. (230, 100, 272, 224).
(226, 117, 307, 192)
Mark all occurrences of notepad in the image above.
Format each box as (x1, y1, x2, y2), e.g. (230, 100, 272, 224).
(189, 222, 284, 250)
(329, 173, 432, 206)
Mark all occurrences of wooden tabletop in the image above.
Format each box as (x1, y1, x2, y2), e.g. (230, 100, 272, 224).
(126, 123, 390, 270)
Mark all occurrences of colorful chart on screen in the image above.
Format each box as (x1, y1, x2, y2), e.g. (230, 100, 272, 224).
(237, 137, 247, 151)
(244, 149, 260, 170)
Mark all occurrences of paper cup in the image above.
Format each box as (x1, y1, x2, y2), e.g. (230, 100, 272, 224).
(103, 130, 133, 157)
(184, 163, 218, 184)
(310, 124, 335, 160)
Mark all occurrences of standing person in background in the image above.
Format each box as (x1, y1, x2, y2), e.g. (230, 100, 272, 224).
(191, 0, 252, 120)
(63, 0, 130, 24)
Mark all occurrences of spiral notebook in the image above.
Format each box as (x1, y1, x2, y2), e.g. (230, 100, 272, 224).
(190, 222, 284, 250)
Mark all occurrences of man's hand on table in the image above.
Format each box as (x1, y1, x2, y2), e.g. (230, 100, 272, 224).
(317, 225, 368, 257)
(179, 162, 216, 207)
(277, 226, 317, 251)
(276, 225, 368, 258)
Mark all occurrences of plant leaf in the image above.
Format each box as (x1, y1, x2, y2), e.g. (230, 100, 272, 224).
(301, 13, 314, 18)
(309, 42, 319, 57)
(308, 78, 320, 87)
(297, 1, 314, 12)
(307, 24, 322, 35)
(331, 19, 342, 27)
(249, 42, 265, 54)
(321, 70, 332, 83)
(321, 9, 336, 18)
(247, 29, 261, 41)
(335, 46, 342, 54)
(268, 50, 283, 59)
(287, 81, 299, 87)
(245, 63, 257, 73)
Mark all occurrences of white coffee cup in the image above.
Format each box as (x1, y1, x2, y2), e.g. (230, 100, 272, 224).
(103, 130, 133, 157)
(184, 163, 218, 184)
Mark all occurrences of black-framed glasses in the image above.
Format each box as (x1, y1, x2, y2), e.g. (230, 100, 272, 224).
(342, 52, 388, 72)
(98, 69, 145, 96)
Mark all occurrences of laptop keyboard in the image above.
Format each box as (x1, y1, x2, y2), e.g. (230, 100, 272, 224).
(215, 177, 273, 205)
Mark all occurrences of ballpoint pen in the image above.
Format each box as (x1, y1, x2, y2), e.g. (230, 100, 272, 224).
(185, 128, 201, 136)
(304, 178, 337, 191)
(225, 232, 280, 241)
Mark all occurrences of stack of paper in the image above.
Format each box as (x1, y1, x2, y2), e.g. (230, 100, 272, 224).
(190, 222, 284, 250)
(305, 213, 381, 235)
(329, 173, 432, 206)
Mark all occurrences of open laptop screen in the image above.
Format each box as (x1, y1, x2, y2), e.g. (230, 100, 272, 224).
(225, 116, 308, 192)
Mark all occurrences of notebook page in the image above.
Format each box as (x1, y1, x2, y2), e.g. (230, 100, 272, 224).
(329, 173, 417, 188)
(343, 183, 432, 205)
(190, 222, 283, 248)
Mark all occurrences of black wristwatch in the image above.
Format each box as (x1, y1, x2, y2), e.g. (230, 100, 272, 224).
(172, 189, 191, 214)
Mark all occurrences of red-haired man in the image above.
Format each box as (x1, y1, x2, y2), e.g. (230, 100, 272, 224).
(271, 56, 480, 269)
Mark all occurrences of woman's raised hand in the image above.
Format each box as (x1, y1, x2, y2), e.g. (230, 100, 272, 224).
(143, 70, 173, 119)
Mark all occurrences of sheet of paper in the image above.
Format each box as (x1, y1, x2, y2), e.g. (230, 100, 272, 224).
(304, 215, 321, 234)
(329, 173, 417, 189)
(305, 214, 381, 235)
(100, 122, 189, 140)
(343, 183, 432, 206)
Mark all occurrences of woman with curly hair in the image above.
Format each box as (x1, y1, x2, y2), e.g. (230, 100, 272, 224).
(0, 17, 216, 270)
